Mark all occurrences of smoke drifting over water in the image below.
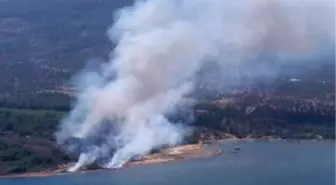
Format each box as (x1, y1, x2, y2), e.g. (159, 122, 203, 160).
(56, 0, 334, 171)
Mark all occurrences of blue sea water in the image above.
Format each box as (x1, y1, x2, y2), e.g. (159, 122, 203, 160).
(1, 140, 334, 185)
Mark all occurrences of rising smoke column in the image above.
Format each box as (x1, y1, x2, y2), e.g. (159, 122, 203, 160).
(56, 0, 335, 171)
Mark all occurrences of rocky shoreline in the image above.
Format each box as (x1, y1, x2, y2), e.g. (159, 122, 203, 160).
(0, 144, 222, 179)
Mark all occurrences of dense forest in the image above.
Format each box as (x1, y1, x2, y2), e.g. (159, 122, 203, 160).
(0, 107, 72, 174)
(0, 0, 334, 176)
(0, 82, 334, 175)
(0, 93, 71, 111)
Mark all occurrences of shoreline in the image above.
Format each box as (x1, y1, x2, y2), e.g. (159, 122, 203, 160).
(0, 138, 332, 179)
(0, 144, 222, 179)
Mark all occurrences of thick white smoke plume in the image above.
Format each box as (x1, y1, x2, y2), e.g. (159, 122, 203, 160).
(56, 0, 334, 171)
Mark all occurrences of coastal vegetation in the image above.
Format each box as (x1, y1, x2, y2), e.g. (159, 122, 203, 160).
(0, 0, 334, 176)
(0, 82, 334, 175)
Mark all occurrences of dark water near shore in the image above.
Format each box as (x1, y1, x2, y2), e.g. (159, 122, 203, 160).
(1, 140, 334, 185)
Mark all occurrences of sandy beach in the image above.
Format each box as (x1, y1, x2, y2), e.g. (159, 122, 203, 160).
(0, 144, 222, 178)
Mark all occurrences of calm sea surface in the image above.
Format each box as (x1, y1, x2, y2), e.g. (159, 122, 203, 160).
(1, 140, 334, 185)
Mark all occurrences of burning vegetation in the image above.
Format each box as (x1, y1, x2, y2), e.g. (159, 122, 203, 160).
(0, 0, 334, 176)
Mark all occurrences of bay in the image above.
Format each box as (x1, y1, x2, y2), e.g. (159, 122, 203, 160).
(1, 140, 334, 185)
